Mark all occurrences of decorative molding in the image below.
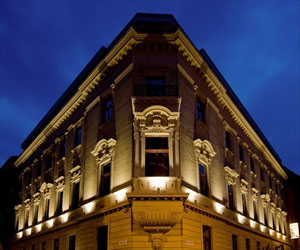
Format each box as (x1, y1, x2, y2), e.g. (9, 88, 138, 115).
(224, 166, 239, 185)
(32, 192, 41, 205)
(240, 179, 249, 194)
(91, 138, 117, 165)
(261, 194, 271, 208)
(71, 144, 82, 167)
(40, 182, 53, 199)
(24, 199, 31, 210)
(193, 139, 216, 164)
(270, 202, 276, 213)
(55, 176, 65, 192)
(70, 165, 82, 183)
(14, 204, 22, 215)
(251, 187, 259, 201)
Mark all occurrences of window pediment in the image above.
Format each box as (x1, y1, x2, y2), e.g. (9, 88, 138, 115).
(224, 166, 239, 185)
(194, 139, 216, 164)
(40, 182, 53, 198)
(91, 138, 117, 165)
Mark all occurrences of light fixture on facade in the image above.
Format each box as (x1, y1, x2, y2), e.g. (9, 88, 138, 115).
(277, 232, 281, 238)
(214, 202, 225, 214)
(16, 231, 23, 239)
(260, 225, 266, 232)
(35, 224, 42, 232)
(237, 214, 245, 224)
(46, 219, 54, 228)
(26, 227, 32, 236)
(61, 213, 69, 223)
(250, 220, 257, 229)
(114, 188, 127, 203)
(269, 229, 274, 236)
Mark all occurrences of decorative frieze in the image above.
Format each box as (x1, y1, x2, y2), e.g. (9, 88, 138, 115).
(24, 199, 31, 210)
(270, 202, 276, 213)
(32, 192, 41, 205)
(251, 187, 259, 201)
(224, 166, 239, 185)
(193, 139, 216, 164)
(240, 179, 249, 194)
(91, 138, 117, 165)
(40, 183, 53, 199)
(261, 194, 270, 208)
(70, 165, 82, 183)
(14, 204, 22, 215)
(55, 176, 65, 192)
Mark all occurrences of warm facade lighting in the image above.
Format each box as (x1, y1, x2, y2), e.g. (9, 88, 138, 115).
(250, 220, 257, 229)
(237, 214, 245, 224)
(260, 225, 266, 232)
(35, 223, 42, 232)
(46, 219, 54, 228)
(26, 227, 32, 236)
(269, 229, 274, 236)
(277, 232, 281, 238)
(186, 189, 198, 203)
(16, 231, 23, 239)
(82, 201, 96, 214)
(148, 177, 167, 190)
(114, 188, 127, 203)
(61, 213, 69, 223)
(214, 202, 225, 214)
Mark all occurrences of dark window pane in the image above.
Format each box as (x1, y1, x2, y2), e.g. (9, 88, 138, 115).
(250, 157, 255, 172)
(74, 126, 82, 147)
(246, 238, 250, 250)
(146, 78, 165, 96)
(103, 97, 113, 122)
(45, 199, 50, 220)
(41, 242, 46, 250)
(225, 131, 231, 150)
(197, 100, 205, 122)
(260, 168, 264, 181)
(60, 140, 66, 158)
(32, 245, 35, 250)
(57, 191, 63, 215)
(242, 194, 248, 216)
(54, 239, 59, 250)
(199, 164, 208, 196)
(100, 163, 111, 197)
(239, 145, 244, 162)
(203, 225, 211, 250)
(232, 235, 238, 250)
(69, 235, 76, 250)
(228, 185, 234, 210)
(256, 241, 260, 250)
(72, 182, 80, 209)
(97, 225, 108, 250)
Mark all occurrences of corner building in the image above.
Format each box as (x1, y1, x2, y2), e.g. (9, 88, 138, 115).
(12, 14, 291, 250)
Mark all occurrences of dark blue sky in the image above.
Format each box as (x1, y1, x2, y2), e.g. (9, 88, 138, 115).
(1, 1, 299, 175)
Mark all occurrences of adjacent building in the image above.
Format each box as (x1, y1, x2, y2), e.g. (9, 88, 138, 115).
(11, 13, 291, 250)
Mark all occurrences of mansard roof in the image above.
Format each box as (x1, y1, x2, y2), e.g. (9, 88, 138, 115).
(19, 13, 283, 174)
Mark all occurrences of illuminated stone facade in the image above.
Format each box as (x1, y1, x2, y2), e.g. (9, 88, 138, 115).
(11, 14, 290, 250)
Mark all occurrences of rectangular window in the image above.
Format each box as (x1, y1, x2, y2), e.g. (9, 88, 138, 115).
(33, 204, 39, 225)
(60, 140, 66, 159)
(97, 225, 108, 250)
(202, 225, 211, 250)
(47, 154, 54, 170)
(225, 131, 231, 150)
(145, 137, 169, 176)
(199, 164, 208, 196)
(242, 194, 248, 216)
(228, 185, 234, 210)
(264, 207, 267, 225)
(54, 239, 59, 250)
(250, 157, 255, 172)
(146, 78, 165, 96)
(246, 238, 250, 250)
(103, 96, 113, 122)
(232, 234, 238, 250)
(56, 191, 63, 215)
(41, 241, 46, 250)
(72, 182, 80, 209)
(32, 245, 35, 250)
(196, 100, 205, 122)
(100, 163, 111, 197)
(239, 145, 244, 162)
(69, 235, 76, 250)
(24, 210, 29, 228)
(44, 199, 50, 220)
(74, 126, 82, 147)
(253, 200, 258, 221)
(256, 241, 260, 250)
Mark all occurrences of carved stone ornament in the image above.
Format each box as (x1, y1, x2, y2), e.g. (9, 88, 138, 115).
(91, 138, 117, 165)
(40, 182, 53, 199)
(251, 187, 259, 201)
(71, 144, 82, 167)
(277, 207, 282, 217)
(193, 139, 216, 164)
(133, 105, 179, 133)
(270, 202, 276, 213)
(261, 194, 270, 208)
(240, 179, 249, 194)
(24, 199, 31, 210)
(70, 165, 82, 183)
(14, 204, 22, 215)
(32, 192, 41, 205)
(224, 166, 239, 185)
(281, 211, 287, 217)
(135, 211, 178, 250)
(55, 176, 65, 192)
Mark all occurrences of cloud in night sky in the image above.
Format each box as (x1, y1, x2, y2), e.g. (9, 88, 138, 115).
(0, 0, 299, 174)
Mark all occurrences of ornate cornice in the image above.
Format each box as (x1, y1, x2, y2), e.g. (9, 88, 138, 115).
(55, 176, 65, 192)
(193, 139, 216, 164)
(70, 165, 82, 183)
(32, 192, 41, 205)
(240, 179, 249, 194)
(251, 187, 259, 201)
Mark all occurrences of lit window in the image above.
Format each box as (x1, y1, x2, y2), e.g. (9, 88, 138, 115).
(203, 225, 211, 250)
(74, 126, 82, 147)
(99, 163, 111, 197)
(146, 78, 165, 96)
(72, 182, 80, 209)
(228, 185, 234, 210)
(103, 96, 113, 122)
(196, 100, 205, 122)
(199, 164, 208, 196)
(225, 131, 231, 150)
(69, 235, 76, 250)
(145, 137, 169, 176)
(232, 234, 238, 250)
(97, 225, 108, 250)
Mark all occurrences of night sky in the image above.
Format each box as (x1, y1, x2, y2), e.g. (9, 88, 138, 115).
(1, 1, 299, 175)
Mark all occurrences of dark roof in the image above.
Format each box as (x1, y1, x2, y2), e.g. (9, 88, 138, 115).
(21, 13, 282, 166)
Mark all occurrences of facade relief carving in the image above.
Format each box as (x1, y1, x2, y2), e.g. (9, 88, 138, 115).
(224, 166, 239, 185)
(240, 179, 249, 194)
(32, 192, 41, 205)
(91, 138, 117, 165)
(70, 165, 82, 183)
(24, 199, 31, 210)
(40, 183, 53, 199)
(251, 187, 259, 201)
(55, 176, 65, 192)
(71, 144, 82, 167)
(193, 139, 216, 164)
